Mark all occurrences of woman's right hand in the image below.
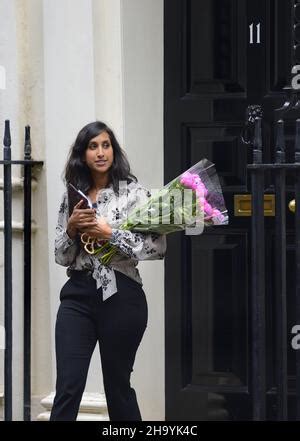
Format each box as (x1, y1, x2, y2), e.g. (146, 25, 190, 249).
(67, 199, 97, 239)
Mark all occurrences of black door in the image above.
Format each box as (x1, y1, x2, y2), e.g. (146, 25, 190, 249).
(164, 0, 298, 420)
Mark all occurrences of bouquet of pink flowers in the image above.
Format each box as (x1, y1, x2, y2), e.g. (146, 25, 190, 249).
(85, 158, 228, 264)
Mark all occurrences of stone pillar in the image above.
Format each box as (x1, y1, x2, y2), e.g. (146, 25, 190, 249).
(120, 0, 165, 420)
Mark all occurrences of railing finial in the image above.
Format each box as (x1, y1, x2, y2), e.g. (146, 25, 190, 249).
(24, 125, 31, 160)
(275, 119, 285, 164)
(253, 117, 262, 164)
(3, 119, 11, 148)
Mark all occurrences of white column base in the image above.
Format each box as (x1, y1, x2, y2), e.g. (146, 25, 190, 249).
(37, 392, 109, 421)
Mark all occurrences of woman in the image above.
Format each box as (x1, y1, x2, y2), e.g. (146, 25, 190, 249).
(50, 121, 167, 421)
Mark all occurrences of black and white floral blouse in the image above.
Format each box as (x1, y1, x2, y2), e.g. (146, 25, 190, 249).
(55, 180, 167, 300)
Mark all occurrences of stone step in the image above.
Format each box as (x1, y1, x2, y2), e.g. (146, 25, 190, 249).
(37, 392, 109, 421)
(38, 411, 109, 421)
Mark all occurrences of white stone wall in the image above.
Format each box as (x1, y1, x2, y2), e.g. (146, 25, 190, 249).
(0, 0, 164, 421)
(0, 0, 52, 420)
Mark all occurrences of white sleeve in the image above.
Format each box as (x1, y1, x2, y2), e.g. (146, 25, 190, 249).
(54, 191, 79, 266)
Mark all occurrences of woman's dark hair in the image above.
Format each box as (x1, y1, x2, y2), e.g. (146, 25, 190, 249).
(63, 121, 138, 197)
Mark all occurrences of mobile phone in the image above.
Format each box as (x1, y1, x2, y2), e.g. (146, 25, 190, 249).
(67, 183, 92, 216)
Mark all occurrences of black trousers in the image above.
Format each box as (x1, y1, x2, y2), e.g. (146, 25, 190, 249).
(50, 270, 148, 421)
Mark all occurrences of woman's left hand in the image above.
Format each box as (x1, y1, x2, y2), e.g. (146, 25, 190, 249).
(78, 216, 112, 240)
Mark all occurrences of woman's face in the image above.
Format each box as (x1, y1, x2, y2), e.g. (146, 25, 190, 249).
(84, 130, 114, 175)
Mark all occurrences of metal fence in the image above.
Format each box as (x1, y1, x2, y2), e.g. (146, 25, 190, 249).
(248, 116, 300, 420)
(1, 120, 43, 421)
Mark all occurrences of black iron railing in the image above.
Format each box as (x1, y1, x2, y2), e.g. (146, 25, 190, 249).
(248, 116, 300, 420)
(1, 120, 43, 421)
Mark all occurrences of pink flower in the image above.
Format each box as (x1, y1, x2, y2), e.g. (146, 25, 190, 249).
(181, 172, 212, 217)
(198, 183, 208, 197)
(181, 172, 209, 197)
(195, 187, 204, 198)
(193, 175, 208, 197)
(180, 172, 194, 188)
(204, 200, 214, 216)
(191, 174, 201, 187)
